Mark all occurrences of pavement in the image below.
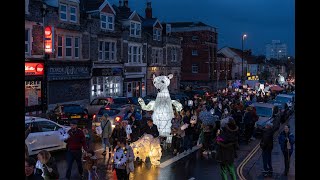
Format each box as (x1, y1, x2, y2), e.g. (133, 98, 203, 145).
(242, 114, 295, 180)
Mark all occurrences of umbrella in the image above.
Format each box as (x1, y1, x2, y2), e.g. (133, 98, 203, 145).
(199, 111, 215, 125)
(270, 85, 284, 92)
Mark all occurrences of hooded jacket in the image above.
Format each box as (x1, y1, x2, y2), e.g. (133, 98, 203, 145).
(278, 131, 295, 154)
(260, 127, 274, 151)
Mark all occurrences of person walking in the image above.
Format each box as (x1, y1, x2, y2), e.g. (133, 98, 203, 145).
(113, 138, 135, 180)
(171, 111, 183, 155)
(183, 109, 194, 152)
(100, 113, 112, 156)
(260, 122, 275, 177)
(243, 107, 254, 143)
(65, 120, 88, 180)
(36, 150, 59, 180)
(215, 118, 239, 180)
(129, 114, 141, 142)
(111, 122, 127, 151)
(278, 125, 295, 176)
(25, 157, 44, 180)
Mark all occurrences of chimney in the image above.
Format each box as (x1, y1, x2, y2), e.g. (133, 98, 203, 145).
(124, 0, 128, 7)
(145, 0, 152, 19)
(119, 0, 122, 7)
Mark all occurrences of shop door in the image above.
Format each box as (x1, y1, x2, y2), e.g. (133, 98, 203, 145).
(127, 82, 133, 97)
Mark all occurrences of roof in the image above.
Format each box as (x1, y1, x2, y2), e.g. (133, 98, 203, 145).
(228, 47, 257, 64)
(168, 21, 213, 28)
(251, 102, 275, 108)
(81, 0, 105, 11)
(217, 53, 227, 58)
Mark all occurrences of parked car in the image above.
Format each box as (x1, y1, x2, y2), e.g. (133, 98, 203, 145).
(86, 97, 113, 118)
(251, 102, 281, 135)
(275, 94, 295, 112)
(25, 116, 70, 156)
(92, 104, 142, 135)
(47, 104, 89, 128)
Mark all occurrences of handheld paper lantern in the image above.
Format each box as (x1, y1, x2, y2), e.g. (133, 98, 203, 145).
(125, 125, 132, 140)
(190, 115, 197, 124)
(114, 149, 127, 168)
(138, 74, 182, 143)
(180, 123, 189, 130)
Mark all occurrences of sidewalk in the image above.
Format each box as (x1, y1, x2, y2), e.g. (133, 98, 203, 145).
(245, 115, 295, 180)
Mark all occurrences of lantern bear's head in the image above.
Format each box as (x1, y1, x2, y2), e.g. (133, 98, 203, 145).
(152, 74, 173, 93)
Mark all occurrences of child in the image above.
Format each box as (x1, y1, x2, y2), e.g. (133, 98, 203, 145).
(84, 150, 99, 180)
(83, 128, 91, 149)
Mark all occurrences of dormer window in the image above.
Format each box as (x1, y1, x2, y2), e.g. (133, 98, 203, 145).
(130, 22, 141, 37)
(100, 13, 114, 30)
(153, 28, 161, 41)
(59, 2, 79, 23)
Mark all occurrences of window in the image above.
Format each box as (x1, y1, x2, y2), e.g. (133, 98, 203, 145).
(130, 22, 141, 37)
(74, 37, 79, 58)
(100, 13, 114, 30)
(192, 50, 198, 56)
(25, 29, 30, 55)
(192, 64, 198, 73)
(128, 44, 142, 64)
(57, 36, 63, 57)
(152, 48, 163, 64)
(69, 6, 77, 22)
(65, 37, 72, 57)
(38, 121, 60, 132)
(192, 36, 198, 41)
(153, 28, 161, 41)
(56, 36, 80, 59)
(98, 41, 116, 61)
(171, 48, 177, 62)
(60, 4, 67, 21)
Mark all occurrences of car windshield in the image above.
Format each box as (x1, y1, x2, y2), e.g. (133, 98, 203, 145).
(113, 98, 128, 104)
(273, 102, 285, 110)
(63, 106, 83, 114)
(275, 96, 291, 103)
(98, 109, 120, 116)
(255, 106, 273, 118)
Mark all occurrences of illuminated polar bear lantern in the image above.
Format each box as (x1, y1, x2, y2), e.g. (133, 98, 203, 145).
(138, 74, 183, 143)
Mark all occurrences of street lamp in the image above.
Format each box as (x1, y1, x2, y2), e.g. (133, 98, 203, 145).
(242, 34, 247, 80)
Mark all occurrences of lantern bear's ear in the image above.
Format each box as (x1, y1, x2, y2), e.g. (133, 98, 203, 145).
(153, 74, 156, 79)
(167, 74, 173, 79)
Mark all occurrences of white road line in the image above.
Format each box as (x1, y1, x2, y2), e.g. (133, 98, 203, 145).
(159, 146, 201, 169)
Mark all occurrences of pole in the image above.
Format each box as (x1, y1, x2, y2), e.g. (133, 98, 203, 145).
(242, 37, 244, 81)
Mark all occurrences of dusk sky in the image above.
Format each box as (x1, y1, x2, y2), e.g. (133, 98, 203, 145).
(110, 0, 295, 56)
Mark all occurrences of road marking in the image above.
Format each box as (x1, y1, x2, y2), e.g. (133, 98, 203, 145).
(159, 145, 201, 169)
(236, 115, 294, 180)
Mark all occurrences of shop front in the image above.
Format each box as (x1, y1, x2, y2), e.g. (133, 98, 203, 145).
(91, 67, 123, 99)
(25, 61, 47, 115)
(124, 67, 146, 98)
(47, 61, 91, 110)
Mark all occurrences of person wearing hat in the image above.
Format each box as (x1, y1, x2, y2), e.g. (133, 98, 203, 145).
(243, 106, 254, 143)
(100, 113, 112, 156)
(260, 122, 275, 177)
(65, 120, 88, 179)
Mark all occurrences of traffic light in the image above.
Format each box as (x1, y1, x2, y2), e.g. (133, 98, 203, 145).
(44, 26, 53, 53)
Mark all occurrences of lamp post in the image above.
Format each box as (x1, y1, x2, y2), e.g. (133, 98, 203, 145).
(242, 34, 247, 80)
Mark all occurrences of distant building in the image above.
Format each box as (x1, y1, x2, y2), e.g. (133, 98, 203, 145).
(168, 22, 218, 89)
(265, 40, 287, 60)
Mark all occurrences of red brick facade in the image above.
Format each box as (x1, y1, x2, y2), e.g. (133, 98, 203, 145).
(172, 30, 217, 82)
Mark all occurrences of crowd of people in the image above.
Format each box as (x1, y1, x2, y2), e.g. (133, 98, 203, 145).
(25, 82, 295, 180)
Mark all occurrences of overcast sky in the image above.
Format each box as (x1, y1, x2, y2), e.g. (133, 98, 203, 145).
(110, 0, 295, 56)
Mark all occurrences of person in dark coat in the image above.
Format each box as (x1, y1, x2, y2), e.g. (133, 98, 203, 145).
(278, 125, 295, 176)
(171, 111, 183, 155)
(260, 122, 275, 177)
(25, 157, 44, 180)
(111, 123, 127, 151)
(129, 114, 140, 142)
(243, 107, 254, 143)
(182, 109, 194, 151)
(143, 119, 159, 138)
(215, 118, 239, 180)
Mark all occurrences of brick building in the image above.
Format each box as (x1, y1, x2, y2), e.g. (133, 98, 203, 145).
(82, 0, 124, 100)
(142, 1, 182, 96)
(25, 0, 47, 115)
(169, 22, 218, 90)
(214, 53, 233, 85)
